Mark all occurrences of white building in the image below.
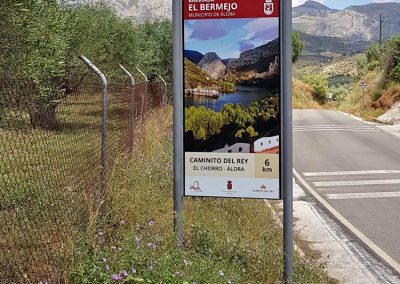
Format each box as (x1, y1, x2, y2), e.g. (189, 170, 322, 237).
(213, 143, 250, 153)
(254, 136, 279, 153)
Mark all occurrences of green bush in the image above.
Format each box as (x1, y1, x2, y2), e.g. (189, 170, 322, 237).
(302, 74, 328, 103)
(372, 91, 382, 102)
(330, 86, 348, 102)
(366, 43, 380, 63)
(327, 74, 353, 87)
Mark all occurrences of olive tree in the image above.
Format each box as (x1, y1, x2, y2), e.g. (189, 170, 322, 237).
(0, 0, 68, 129)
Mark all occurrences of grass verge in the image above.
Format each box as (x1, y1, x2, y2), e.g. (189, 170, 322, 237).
(68, 106, 336, 283)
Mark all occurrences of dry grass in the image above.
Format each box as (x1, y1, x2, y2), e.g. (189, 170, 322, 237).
(372, 84, 400, 110)
(292, 79, 321, 109)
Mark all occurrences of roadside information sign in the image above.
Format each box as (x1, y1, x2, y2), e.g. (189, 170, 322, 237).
(183, 0, 281, 199)
(359, 80, 368, 88)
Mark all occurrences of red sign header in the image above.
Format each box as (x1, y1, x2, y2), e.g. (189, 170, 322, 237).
(184, 0, 280, 20)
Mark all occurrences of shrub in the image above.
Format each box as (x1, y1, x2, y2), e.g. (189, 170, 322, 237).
(301, 74, 328, 103)
(366, 43, 380, 63)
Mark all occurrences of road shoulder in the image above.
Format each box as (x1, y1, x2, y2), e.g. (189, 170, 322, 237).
(271, 178, 400, 283)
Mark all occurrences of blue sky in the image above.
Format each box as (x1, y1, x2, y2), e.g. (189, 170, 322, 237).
(293, 0, 400, 10)
(185, 18, 279, 59)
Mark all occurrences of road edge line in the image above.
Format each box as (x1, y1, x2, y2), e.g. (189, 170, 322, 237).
(293, 168, 400, 275)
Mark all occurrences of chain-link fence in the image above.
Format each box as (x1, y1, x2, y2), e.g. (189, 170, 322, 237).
(0, 59, 167, 283)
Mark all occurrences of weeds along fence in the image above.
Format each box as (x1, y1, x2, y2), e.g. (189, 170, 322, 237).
(0, 58, 167, 283)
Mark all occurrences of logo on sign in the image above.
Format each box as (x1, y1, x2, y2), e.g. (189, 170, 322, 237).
(264, 0, 274, 15)
(227, 181, 233, 190)
(190, 181, 201, 192)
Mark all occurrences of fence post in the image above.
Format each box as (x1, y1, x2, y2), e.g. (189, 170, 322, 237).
(119, 64, 136, 155)
(136, 67, 148, 119)
(79, 55, 108, 199)
(157, 74, 167, 106)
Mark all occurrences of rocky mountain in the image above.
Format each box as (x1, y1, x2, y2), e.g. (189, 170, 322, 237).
(293, 1, 400, 42)
(197, 53, 227, 80)
(184, 50, 204, 65)
(63, 0, 171, 22)
(292, 0, 337, 18)
(298, 32, 371, 57)
(228, 38, 280, 73)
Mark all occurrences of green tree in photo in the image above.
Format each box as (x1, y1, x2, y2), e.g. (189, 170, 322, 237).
(221, 103, 255, 139)
(185, 106, 224, 140)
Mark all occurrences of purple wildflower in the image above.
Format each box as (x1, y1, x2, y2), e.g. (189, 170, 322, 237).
(131, 266, 137, 274)
(104, 265, 110, 271)
(219, 270, 225, 277)
(120, 270, 128, 277)
(120, 220, 125, 225)
(111, 246, 117, 250)
(112, 274, 122, 282)
(147, 242, 156, 249)
(148, 220, 155, 226)
(148, 265, 153, 271)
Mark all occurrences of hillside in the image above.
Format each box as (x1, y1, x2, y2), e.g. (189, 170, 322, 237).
(184, 59, 234, 92)
(293, 0, 337, 18)
(294, 2, 400, 42)
(197, 52, 227, 80)
(228, 38, 280, 73)
(294, 1, 400, 57)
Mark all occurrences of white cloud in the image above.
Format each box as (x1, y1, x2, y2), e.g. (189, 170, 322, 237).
(242, 18, 279, 40)
(184, 24, 193, 41)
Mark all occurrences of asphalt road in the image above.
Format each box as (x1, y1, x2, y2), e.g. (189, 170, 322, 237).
(293, 109, 400, 267)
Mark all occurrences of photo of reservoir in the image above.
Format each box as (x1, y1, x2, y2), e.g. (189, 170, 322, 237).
(184, 17, 280, 152)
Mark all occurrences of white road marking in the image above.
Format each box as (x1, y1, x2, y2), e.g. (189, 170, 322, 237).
(326, 192, 400, 200)
(304, 170, 400, 177)
(314, 179, 400, 187)
(293, 125, 373, 128)
(293, 168, 400, 274)
(293, 125, 377, 132)
(294, 129, 378, 132)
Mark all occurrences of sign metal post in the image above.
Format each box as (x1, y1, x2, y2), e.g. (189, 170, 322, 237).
(359, 79, 368, 113)
(282, 0, 293, 282)
(172, 0, 184, 247)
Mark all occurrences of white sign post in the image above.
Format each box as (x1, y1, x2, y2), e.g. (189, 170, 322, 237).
(359, 79, 368, 112)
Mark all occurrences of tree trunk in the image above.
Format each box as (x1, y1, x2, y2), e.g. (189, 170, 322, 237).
(29, 105, 57, 130)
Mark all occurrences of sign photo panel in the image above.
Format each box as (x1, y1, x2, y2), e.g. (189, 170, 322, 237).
(183, 0, 281, 199)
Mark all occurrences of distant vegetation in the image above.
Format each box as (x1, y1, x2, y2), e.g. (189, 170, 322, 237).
(293, 33, 400, 120)
(0, 1, 172, 129)
(292, 32, 305, 63)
